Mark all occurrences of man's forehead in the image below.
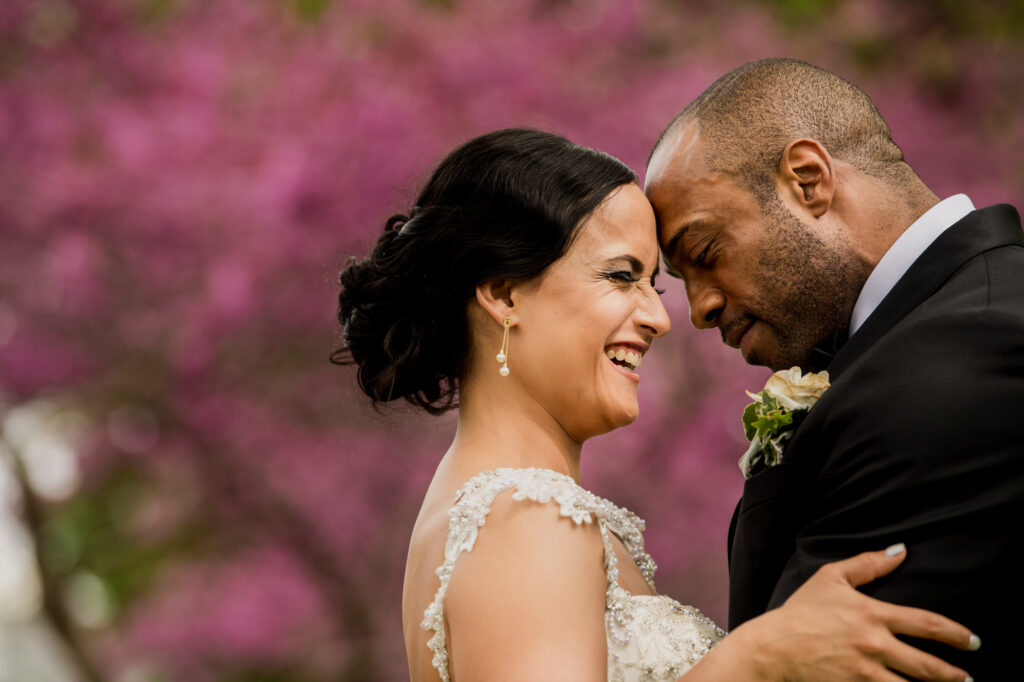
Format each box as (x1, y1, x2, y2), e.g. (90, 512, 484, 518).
(644, 119, 704, 192)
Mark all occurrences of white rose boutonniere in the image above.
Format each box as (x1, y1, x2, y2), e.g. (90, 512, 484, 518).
(739, 367, 830, 479)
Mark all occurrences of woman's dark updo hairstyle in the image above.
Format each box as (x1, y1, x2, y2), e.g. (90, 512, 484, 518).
(332, 128, 637, 414)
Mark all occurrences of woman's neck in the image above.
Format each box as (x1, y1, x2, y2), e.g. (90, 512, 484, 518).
(445, 380, 583, 483)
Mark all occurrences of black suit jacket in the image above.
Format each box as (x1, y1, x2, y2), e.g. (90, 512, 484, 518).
(727, 205, 1024, 680)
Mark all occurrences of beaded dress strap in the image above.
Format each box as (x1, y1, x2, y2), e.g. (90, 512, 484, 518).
(420, 467, 655, 682)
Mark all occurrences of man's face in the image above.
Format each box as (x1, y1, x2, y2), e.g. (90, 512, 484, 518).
(645, 123, 862, 370)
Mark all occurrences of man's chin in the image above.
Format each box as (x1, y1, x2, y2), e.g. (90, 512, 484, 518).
(765, 351, 822, 373)
(739, 339, 777, 369)
(741, 348, 770, 368)
(736, 324, 817, 370)
(747, 342, 815, 372)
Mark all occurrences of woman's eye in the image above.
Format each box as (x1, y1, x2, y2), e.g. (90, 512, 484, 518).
(608, 271, 639, 283)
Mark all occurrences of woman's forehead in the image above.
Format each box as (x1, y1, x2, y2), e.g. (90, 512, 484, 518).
(572, 186, 658, 258)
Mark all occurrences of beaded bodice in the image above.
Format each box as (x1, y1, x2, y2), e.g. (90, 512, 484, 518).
(421, 468, 725, 681)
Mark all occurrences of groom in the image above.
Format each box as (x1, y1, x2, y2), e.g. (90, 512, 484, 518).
(645, 58, 1023, 679)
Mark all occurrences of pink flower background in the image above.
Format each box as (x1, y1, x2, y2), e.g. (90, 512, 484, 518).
(0, 1, 1021, 680)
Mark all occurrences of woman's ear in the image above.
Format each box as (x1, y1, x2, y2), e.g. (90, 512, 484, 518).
(474, 279, 517, 325)
(777, 139, 835, 218)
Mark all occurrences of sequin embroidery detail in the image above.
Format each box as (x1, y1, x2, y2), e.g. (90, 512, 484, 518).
(421, 467, 725, 681)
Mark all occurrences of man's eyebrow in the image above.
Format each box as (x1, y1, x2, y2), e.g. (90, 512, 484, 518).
(662, 219, 711, 261)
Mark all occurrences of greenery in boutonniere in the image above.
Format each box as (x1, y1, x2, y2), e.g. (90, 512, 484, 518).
(739, 367, 830, 479)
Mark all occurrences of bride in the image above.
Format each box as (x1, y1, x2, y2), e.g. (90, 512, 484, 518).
(334, 129, 977, 681)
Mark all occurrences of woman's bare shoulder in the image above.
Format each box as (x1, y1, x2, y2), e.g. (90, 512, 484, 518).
(441, 487, 609, 680)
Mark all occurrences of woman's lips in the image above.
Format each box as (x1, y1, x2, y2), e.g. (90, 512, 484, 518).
(605, 347, 643, 369)
(604, 346, 644, 382)
(607, 357, 641, 382)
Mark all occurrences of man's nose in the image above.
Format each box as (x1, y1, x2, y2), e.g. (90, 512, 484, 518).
(688, 286, 726, 330)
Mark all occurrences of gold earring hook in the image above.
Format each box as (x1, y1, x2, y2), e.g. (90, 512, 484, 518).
(496, 317, 511, 377)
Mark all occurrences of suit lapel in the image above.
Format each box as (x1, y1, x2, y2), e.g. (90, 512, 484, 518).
(828, 205, 1023, 381)
(726, 499, 740, 558)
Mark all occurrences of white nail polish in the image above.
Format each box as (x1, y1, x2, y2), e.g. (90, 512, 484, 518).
(965, 676, 974, 682)
(969, 634, 981, 651)
(884, 543, 906, 557)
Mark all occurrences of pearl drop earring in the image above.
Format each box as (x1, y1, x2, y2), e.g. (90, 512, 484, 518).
(496, 317, 511, 377)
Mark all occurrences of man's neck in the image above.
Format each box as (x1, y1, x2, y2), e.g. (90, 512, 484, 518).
(846, 193, 976, 338)
(845, 177, 940, 276)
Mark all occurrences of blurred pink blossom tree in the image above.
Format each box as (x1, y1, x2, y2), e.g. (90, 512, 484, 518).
(1, 0, 1021, 680)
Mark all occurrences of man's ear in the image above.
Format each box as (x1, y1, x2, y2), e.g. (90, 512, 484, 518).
(474, 279, 517, 326)
(777, 139, 834, 218)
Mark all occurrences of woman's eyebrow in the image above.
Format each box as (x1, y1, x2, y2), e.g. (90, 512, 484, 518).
(604, 255, 659, 277)
(604, 255, 643, 271)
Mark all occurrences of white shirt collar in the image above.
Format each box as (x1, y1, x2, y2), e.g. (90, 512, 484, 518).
(847, 194, 975, 337)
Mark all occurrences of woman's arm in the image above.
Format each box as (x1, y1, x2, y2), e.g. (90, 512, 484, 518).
(443, 494, 975, 681)
(443, 493, 609, 681)
(681, 545, 977, 682)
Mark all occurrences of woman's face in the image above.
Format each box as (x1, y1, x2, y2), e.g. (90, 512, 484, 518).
(511, 183, 671, 442)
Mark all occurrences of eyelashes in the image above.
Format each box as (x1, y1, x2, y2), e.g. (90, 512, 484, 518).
(606, 270, 639, 283)
(690, 238, 714, 267)
(605, 270, 665, 296)
(695, 246, 712, 267)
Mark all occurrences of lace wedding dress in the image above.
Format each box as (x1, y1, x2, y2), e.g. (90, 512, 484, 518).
(421, 467, 726, 681)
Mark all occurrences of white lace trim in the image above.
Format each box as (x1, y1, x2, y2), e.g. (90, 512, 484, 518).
(420, 467, 724, 681)
(420, 467, 656, 681)
(601, 519, 724, 679)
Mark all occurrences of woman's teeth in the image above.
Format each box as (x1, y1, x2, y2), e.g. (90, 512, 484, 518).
(606, 348, 642, 370)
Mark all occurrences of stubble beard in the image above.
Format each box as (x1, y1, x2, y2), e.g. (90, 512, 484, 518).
(749, 199, 865, 371)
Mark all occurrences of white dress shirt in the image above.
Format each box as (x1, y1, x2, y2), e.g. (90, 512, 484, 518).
(847, 194, 976, 337)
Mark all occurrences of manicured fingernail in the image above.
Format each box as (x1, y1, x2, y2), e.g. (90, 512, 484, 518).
(968, 634, 981, 650)
(964, 676, 973, 682)
(884, 543, 906, 556)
